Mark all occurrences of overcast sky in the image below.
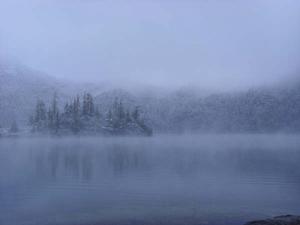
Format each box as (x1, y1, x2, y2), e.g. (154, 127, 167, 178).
(0, 0, 300, 90)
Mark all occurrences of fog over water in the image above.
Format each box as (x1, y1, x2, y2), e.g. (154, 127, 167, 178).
(1, 0, 300, 90)
(1, 2, 300, 225)
(0, 135, 300, 225)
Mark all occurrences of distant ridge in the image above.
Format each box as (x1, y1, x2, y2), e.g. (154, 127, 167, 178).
(1, 59, 300, 133)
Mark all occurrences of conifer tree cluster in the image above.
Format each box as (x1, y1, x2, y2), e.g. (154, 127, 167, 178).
(30, 93, 152, 136)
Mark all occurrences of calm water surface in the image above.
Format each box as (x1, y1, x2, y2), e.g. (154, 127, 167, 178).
(0, 135, 300, 225)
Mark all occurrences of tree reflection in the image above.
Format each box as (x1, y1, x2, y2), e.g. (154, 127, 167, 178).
(108, 144, 145, 175)
(34, 147, 94, 181)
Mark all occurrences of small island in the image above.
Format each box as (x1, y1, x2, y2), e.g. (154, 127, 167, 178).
(27, 93, 152, 136)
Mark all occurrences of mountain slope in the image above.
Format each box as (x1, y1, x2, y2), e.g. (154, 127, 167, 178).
(1, 59, 300, 133)
(0, 61, 70, 126)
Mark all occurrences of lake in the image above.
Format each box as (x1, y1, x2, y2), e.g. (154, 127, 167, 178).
(0, 135, 300, 225)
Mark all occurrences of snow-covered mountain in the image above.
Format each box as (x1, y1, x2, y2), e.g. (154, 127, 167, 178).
(1, 59, 300, 133)
(0, 60, 113, 127)
(0, 60, 72, 126)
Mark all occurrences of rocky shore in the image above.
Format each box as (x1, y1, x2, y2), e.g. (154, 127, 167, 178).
(244, 215, 300, 225)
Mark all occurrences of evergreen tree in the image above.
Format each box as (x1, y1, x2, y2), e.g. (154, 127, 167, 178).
(71, 95, 81, 133)
(61, 102, 72, 129)
(48, 93, 60, 133)
(29, 93, 153, 136)
(86, 93, 95, 116)
(105, 109, 113, 131)
(54, 110, 60, 133)
(93, 106, 102, 131)
(132, 106, 140, 121)
(131, 106, 152, 136)
(33, 100, 47, 131)
(82, 92, 95, 117)
(110, 99, 126, 133)
(82, 92, 88, 116)
(47, 108, 54, 130)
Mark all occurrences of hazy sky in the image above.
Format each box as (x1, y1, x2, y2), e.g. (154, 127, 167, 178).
(0, 0, 300, 90)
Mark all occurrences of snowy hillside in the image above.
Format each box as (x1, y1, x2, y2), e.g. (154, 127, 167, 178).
(0, 60, 71, 126)
(93, 85, 300, 133)
(1, 59, 300, 133)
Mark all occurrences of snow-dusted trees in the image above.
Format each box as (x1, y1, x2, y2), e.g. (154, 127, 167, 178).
(148, 87, 300, 133)
(29, 93, 152, 136)
(48, 93, 60, 133)
(25, 85, 300, 134)
(71, 95, 81, 133)
(103, 100, 152, 136)
(82, 92, 95, 117)
(30, 94, 60, 133)
(30, 99, 47, 132)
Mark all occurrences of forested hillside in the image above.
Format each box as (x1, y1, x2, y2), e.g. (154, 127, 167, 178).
(148, 86, 300, 133)
(1, 60, 300, 134)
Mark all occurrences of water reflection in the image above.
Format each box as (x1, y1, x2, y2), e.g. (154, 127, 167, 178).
(0, 135, 300, 225)
(32, 142, 148, 181)
(28, 138, 300, 185)
(33, 147, 95, 181)
(108, 144, 145, 175)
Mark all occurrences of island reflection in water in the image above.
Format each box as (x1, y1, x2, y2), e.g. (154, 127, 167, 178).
(0, 135, 300, 225)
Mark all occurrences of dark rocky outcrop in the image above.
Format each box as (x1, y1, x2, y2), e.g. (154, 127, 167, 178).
(245, 215, 300, 225)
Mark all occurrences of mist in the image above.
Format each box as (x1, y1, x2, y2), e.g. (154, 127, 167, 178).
(1, 2, 300, 225)
(1, 0, 300, 90)
(1, 135, 300, 225)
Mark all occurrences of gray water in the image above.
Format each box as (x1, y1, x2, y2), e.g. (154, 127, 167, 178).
(0, 135, 300, 225)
